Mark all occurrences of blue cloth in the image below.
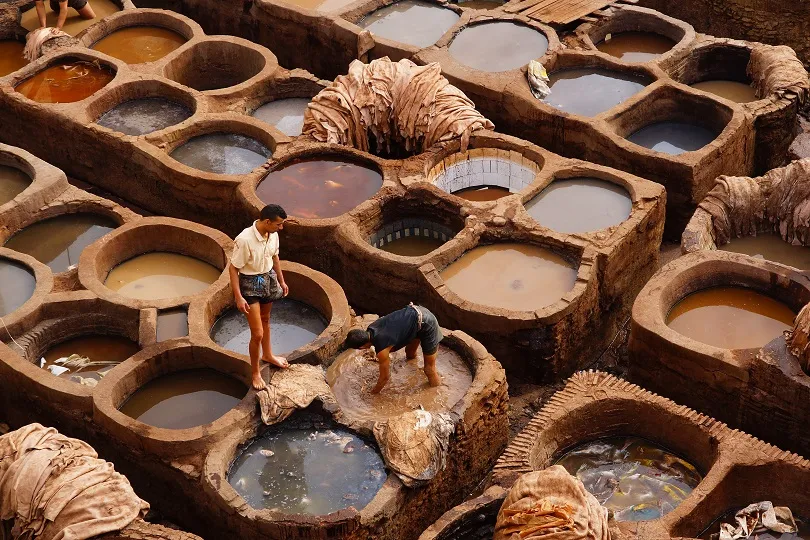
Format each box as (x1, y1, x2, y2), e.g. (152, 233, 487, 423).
(369, 305, 443, 355)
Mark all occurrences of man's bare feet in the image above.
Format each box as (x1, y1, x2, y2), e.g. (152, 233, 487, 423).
(262, 355, 289, 368)
(252, 372, 267, 390)
(425, 368, 441, 387)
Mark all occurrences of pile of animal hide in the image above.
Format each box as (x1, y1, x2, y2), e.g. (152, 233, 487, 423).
(706, 502, 798, 540)
(23, 28, 72, 62)
(748, 45, 809, 104)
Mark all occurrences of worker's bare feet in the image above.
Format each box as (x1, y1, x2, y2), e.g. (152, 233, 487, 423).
(252, 373, 267, 390)
(425, 368, 441, 387)
(262, 355, 289, 369)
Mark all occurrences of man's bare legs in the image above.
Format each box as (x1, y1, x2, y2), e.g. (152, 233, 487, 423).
(246, 302, 266, 390)
(405, 338, 420, 360)
(77, 2, 96, 19)
(259, 302, 288, 369)
(405, 339, 441, 387)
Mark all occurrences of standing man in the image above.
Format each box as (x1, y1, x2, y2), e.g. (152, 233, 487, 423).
(229, 204, 290, 390)
(35, 0, 96, 33)
(343, 303, 443, 394)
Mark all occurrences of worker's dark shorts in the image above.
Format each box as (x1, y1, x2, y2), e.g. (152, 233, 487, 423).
(416, 307, 443, 356)
(239, 270, 283, 306)
(50, 0, 88, 12)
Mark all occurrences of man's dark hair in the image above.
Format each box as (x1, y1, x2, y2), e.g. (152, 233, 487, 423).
(344, 328, 371, 349)
(260, 204, 287, 221)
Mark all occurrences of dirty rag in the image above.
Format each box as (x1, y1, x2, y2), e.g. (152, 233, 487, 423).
(748, 45, 809, 105)
(23, 28, 70, 62)
(255, 364, 337, 425)
(0, 423, 149, 540)
(494, 466, 610, 540)
(528, 60, 551, 99)
(713, 502, 797, 540)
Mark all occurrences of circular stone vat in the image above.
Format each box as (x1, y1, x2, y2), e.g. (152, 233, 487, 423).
(432, 152, 539, 201)
(676, 44, 758, 104)
(440, 244, 577, 311)
(690, 80, 757, 104)
(358, 1, 460, 48)
(15, 58, 115, 103)
(119, 368, 247, 429)
(4, 213, 117, 273)
(625, 121, 718, 155)
(104, 252, 220, 301)
(667, 286, 795, 349)
(542, 69, 650, 116)
(596, 32, 676, 62)
(448, 22, 549, 72)
(211, 299, 328, 356)
(20, 0, 120, 36)
(0, 258, 35, 317)
(327, 344, 472, 424)
(721, 233, 810, 270)
(251, 98, 310, 137)
(228, 418, 387, 514)
(0, 41, 27, 77)
(96, 98, 192, 136)
(699, 509, 810, 539)
(0, 164, 31, 206)
(163, 41, 266, 92)
(170, 133, 271, 175)
(92, 26, 187, 64)
(555, 436, 702, 521)
(40, 335, 139, 384)
(524, 177, 632, 233)
(257, 158, 383, 219)
(370, 218, 457, 257)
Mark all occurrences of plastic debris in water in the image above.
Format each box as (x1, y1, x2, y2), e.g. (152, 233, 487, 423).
(528, 60, 551, 99)
(259, 449, 274, 457)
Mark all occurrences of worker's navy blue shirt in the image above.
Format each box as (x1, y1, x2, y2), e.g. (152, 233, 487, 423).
(368, 306, 419, 353)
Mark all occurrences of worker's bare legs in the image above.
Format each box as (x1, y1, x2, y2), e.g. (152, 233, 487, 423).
(77, 2, 96, 19)
(423, 351, 441, 387)
(259, 302, 288, 369)
(405, 338, 420, 360)
(246, 302, 266, 390)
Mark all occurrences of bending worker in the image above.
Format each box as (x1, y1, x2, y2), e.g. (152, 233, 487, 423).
(343, 303, 442, 394)
(35, 0, 96, 32)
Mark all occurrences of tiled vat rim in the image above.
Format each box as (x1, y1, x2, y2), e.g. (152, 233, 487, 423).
(489, 370, 810, 540)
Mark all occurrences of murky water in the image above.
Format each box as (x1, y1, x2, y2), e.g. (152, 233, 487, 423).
(556, 436, 702, 521)
(256, 159, 383, 219)
(449, 22, 548, 72)
(378, 235, 445, 256)
(16, 60, 115, 103)
(211, 299, 328, 356)
(456, 0, 503, 9)
(722, 233, 810, 270)
(170, 133, 271, 175)
(251, 98, 309, 137)
(41, 335, 138, 383)
(453, 186, 511, 202)
(4, 213, 116, 273)
(440, 244, 577, 311)
(92, 26, 186, 64)
(229, 426, 387, 514)
(326, 345, 472, 423)
(699, 509, 809, 540)
(626, 122, 718, 155)
(359, 1, 459, 48)
(691, 80, 757, 104)
(667, 286, 795, 349)
(119, 368, 247, 429)
(525, 177, 632, 233)
(0, 258, 36, 317)
(21, 0, 120, 36)
(157, 309, 188, 342)
(0, 165, 31, 206)
(596, 32, 675, 62)
(279, 0, 357, 11)
(96, 98, 192, 136)
(105, 252, 220, 300)
(543, 69, 650, 116)
(0, 41, 27, 77)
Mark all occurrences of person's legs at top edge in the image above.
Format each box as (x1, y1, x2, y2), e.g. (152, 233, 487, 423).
(76, 0, 96, 20)
(246, 301, 266, 390)
(259, 301, 288, 368)
(405, 338, 420, 361)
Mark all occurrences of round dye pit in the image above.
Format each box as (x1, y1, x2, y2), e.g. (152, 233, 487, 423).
(104, 252, 220, 300)
(211, 299, 328, 356)
(555, 436, 702, 521)
(690, 80, 757, 104)
(92, 27, 187, 64)
(626, 122, 718, 155)
(699, 509, 810, 540)
(170, 133, 271, 175)
(456, 0, 504, 9)
(440, 244, 577, 311)
(326, 344, 472, 423)
(16, 59, 115, 104)
(0, 258, 36, 317)
(251, 98, 310, 137)
(542, 69, 650, 117)
(524, 177, 632, 233)
(4, 213, 117, 273)
(156, 309, 189, 342)
(96, 98, 192, 136)
(359, 1, 460, 49)
(119, 368, 247, 429)
(370, 219, 456, 257)
(666, 286, 795, 349)
(256, 159, 383, 219)
(228, 425, 387, 515)
(433, 155, 538, 200)
(0, 165, 31, 206)
(0, 41, 27, 77)
(596, 32, 676, 62)
(20, 0, 120, 36)
(448, 22, 549, 72)
(40, 335, 139, 384)
(378, 234, 444, 257)
(454, 186, 511, 201)
(721, 233, 810, 270)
